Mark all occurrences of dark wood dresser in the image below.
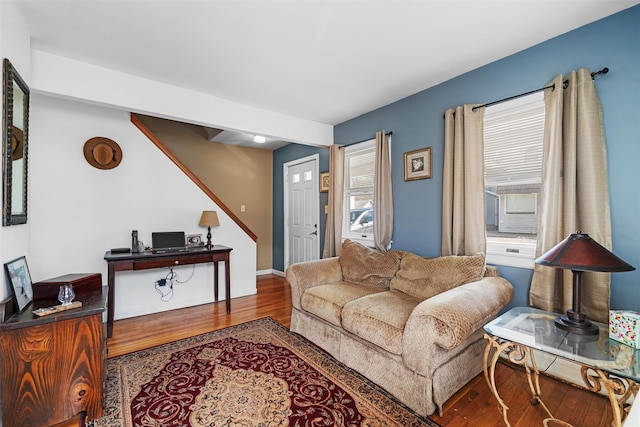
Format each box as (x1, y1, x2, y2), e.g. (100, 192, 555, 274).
(0, 287, 106, 426)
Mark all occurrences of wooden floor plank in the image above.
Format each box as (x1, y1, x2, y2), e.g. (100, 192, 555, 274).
(106, 274, 615, 426)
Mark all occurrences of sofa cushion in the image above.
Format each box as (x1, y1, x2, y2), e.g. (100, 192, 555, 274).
(390, 252, 486, 301)
(339, 239, 402, 289)
(300, 282, 385, 327)
(342, 290, 421, 355)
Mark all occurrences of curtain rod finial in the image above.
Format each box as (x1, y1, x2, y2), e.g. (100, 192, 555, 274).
(591, 67, 609, 79)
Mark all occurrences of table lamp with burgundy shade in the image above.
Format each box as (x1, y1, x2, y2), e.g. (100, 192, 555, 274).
(535, 231, 635, 335)
(199, 211, 220, 249)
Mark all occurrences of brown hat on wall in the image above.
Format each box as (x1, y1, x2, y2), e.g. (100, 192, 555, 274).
(83, 137, 122, 170)
(11, 126, 24, 160)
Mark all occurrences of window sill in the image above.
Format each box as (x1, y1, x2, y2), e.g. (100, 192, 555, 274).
(486, 252, 534, 269)
(486, 239, 536, 269)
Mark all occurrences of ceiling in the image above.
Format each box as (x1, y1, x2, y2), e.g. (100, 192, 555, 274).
(13, 0, 638, 149)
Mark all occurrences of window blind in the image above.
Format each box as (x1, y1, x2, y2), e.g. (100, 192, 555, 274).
(345, 140, 375, 191)
(484, 102, 544, 186)
(346, 150, 375, 190)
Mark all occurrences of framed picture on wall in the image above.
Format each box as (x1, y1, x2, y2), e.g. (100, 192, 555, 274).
(404, 147, 432, 181)
(320, 172, 330, 192)
(4, 256, 33, 313)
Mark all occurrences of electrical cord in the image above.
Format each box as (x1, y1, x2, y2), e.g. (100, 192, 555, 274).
(155, 268, 177, 302)
(154, 265, 195, 301)
(175, 264, 195, 284)
(155, 281, 173, 301)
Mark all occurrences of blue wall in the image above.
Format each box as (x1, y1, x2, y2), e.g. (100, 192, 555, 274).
(274, 5, 640, 311)
(272, 144, 329, 271)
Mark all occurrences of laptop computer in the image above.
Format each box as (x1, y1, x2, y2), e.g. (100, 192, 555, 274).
(151, 231, 188, 253)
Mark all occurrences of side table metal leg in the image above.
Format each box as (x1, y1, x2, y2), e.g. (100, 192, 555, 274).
(581, 366, 639, 427)
(484, 334, 514, 427)
(484, 334, 556, 425)
(522, 349, 554, 419)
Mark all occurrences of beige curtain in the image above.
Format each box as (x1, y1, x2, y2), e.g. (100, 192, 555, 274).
(441, 105, 486, 256)
(374, 131, 393, 251)
(322, 144, 345, 258)
(529, 69, 612, 323)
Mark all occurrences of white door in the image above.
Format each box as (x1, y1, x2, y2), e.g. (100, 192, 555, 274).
(284, 155, 319, 269)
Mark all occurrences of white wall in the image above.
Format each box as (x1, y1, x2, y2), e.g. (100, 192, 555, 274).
(3, 2, 277, 314)
(29, 94, 257, 319)
(31, 50, 333, 148)
(0, 0, 32, 301)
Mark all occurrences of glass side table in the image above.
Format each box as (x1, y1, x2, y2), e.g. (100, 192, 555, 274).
(484, 306, 639, 427)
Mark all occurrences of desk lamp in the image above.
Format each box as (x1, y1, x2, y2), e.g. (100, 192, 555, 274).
(535, 231, 635, 335)
(199, 211, 220, 249)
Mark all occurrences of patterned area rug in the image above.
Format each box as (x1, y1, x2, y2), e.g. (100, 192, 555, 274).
(94, 317, 439, 427)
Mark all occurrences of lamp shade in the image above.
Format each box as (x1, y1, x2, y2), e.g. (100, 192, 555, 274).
(535, 231, 634, 272)
(535, 231, 634, 335)
(199, 211, 220, 227)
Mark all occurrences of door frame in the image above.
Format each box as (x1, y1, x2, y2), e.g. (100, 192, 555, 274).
(283, 154, 320, 271)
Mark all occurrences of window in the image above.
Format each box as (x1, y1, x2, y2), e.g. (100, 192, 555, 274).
(484, 92, 544, 268)
(505, 193, 537, 214)
(343, 139, 376, 245)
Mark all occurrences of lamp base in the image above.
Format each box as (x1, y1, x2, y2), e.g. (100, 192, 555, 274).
(554, 310, 599, 335)
(206, 226, 212, 249)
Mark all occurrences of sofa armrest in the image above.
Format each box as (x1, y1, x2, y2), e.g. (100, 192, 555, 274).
(402, 277, 514, 372)
(285, 257, 343, 309)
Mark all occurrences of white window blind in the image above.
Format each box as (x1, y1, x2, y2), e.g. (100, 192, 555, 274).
(343, 139, 376, 244)
(484, 101, 545, 186)
(484, 92, 545, 269)
(346, 149, 375, 190)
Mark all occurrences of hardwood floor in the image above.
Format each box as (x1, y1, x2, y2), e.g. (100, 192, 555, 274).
(106, 274, 613, 426)
(107, 274, 291, 358)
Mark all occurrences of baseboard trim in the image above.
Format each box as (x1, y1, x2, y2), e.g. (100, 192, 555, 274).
(257, 269, 285, 277)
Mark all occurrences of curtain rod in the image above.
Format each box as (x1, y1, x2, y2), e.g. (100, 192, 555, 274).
(472, 67, 608, 112)
(339, 131, 393, 148)
(443, 67, 609, 117)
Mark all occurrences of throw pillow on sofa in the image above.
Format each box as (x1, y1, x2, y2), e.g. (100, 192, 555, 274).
(339, 239, 402, 288)
(390, 252, 486, 300)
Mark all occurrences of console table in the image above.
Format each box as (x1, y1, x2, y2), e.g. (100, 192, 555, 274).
(484, 306, 639, 427)
(104, 245, 232, 338)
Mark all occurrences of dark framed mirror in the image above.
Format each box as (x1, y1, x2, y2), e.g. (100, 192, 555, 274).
(2, 58, 29, 226)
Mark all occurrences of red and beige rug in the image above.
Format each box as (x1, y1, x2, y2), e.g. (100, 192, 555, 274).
(94, 317, 439, 427)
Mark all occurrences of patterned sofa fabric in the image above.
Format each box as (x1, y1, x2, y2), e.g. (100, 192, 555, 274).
(300, 282, 384, 327)
(286, 239, 514, 416)
(390, 252, 486, 300)
(339, 239, 403, 288)
(341, 290, 421, 355)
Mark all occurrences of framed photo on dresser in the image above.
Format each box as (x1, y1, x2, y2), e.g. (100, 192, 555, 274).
(4, 256, 33, 313)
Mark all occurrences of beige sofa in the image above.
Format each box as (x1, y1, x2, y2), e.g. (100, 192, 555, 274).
(286, 239, 514, 416)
